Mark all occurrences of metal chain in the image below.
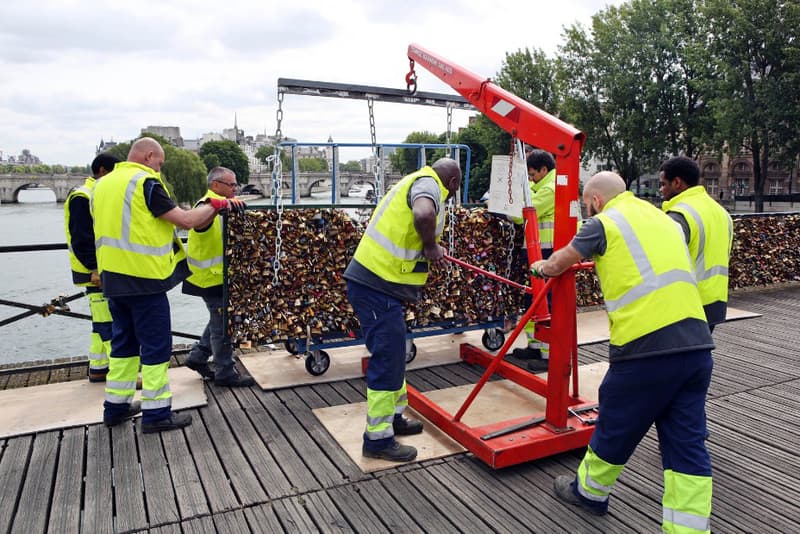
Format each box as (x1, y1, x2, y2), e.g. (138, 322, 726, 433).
(445, 198, 456, 276)
(271, 90, 286, 287)
(507, 137, 516, 205)
(368, 98, 382, 202)
(505, 221, 516, 279)
(445, 103, 453, 150)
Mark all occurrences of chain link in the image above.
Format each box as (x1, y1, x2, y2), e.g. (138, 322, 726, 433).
(505, 221, 516, 280)
(445, 103, 453, 150)
(507, 137, 516, 205)
(368, 98, 382, 203)
(271, 90, 286, 287)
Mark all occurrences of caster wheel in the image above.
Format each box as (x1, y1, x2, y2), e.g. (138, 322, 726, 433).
(482, 328, 505, 351)
(285, 340, 299, 355)
(305, 350, 330, 376)
(405, 340, 417, 363)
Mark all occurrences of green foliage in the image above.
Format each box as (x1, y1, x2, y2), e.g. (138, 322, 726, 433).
(297, 157, 328, 172)
(254, 145, 272, 164)
(340, 160, 362, 172)
(198, 140, 250, 184)
(203, 154, 221, 170)
(389, 131, 446, 175)
(102, 133, 207, 204)
(701, 0, 800, 211)
(496, 47, 562, 117)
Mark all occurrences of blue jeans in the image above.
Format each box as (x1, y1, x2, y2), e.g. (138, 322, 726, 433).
(186, 295, 235, 380)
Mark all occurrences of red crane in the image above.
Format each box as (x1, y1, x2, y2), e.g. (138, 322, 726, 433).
(405, 43, 595, 468)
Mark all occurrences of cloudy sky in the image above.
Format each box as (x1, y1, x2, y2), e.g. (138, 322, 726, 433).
(0, 0, 622, 166)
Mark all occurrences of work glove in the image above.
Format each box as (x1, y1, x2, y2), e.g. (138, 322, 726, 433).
(208, 198, 247, 213)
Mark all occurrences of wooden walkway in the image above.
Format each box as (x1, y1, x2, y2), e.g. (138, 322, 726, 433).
(1, 285, 799, 533)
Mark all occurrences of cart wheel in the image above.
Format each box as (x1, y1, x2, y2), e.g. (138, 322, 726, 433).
(482, 328, 505, 351)
(405, 340, 417, 363)
(285, 340, 299, 355)
(305, 350, 330, 376)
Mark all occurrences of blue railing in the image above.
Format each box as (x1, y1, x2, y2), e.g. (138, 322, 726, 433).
(276, 142, 472, 204)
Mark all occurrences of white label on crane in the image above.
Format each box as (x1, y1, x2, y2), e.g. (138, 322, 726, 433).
(491, 99, 515, 117)
(570, 200, 581, 218)
(486, 155, 527, 219)
(557, 174, 569, 186)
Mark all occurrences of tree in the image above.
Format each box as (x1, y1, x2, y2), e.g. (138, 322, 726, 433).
(198, 139, 250, 184)
(702, 0, 800, 212)
(297, 157, 328, 172)
(340, 160, 362, 172)
(105, 133, 207, 204)
(389, 131, 445, 175)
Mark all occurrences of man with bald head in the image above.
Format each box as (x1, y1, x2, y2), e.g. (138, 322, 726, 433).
(530, 171, 715, 532)
(344, 157, 462, 462)
(93, 137, 245, 433)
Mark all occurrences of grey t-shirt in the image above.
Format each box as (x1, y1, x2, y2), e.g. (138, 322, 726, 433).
(666, 211, 691, 244)
(569, 216, 607, 259)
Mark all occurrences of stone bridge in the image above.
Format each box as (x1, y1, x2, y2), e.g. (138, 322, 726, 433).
(0, 171, 404, 203)
(248, 171, 403, 200)
(0, 173, 85, 203)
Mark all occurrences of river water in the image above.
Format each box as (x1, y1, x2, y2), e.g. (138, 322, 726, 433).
(0, 188, 371, 366)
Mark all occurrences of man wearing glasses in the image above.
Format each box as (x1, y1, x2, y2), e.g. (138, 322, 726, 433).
(183, 167, 254, 387)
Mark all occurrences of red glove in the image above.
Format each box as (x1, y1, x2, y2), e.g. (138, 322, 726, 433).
(208, 198, 247, 213)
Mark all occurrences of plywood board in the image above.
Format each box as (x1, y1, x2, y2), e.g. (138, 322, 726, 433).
(313, 361, 608, 473)
(724, 307, 761, 321)
(0, 367, 207, 439)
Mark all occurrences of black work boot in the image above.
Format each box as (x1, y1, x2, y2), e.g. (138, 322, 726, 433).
(214, 373, 255, 387)
(553, 475, 608, 516)
(103, 401, 141, 427)
(362, 441, 418, 462)
(141, 412, 193, 434)
(393, 416, 423, 435)
(185, 360, 214, 380)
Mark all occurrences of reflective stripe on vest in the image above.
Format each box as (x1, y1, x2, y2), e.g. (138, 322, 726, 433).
(95, 171, 174, 257)
(353, 167, 449, 285)
(65, 179, 95, 285)
(600, 207, 697, 313)
(672, 201, 731, 281)
(186, 190, 224, 287)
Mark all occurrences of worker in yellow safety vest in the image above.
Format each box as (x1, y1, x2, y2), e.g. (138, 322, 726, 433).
(93, 137, 245, 433)
(531, 172, 714, 533)
(659, 155, 733, 332)
(344, 157, 462, 462)
(64, 152, 120, 382)
(510, 149, 557, 372)
(182, 167, 254, 387)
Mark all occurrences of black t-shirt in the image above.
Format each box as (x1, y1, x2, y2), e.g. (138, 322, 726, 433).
(68, 195, 96, 270)
(143, 178, 177, 217)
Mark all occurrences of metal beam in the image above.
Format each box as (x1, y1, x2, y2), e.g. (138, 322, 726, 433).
(277, 78, 475, 110)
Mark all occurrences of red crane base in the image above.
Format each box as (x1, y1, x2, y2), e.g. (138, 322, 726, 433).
(407, 343, 596, 469)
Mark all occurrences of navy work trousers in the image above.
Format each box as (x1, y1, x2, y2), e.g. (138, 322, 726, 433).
(186, 295, 236, 380)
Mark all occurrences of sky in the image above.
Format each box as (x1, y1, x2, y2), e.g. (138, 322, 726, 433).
(0, 0, 623, 166)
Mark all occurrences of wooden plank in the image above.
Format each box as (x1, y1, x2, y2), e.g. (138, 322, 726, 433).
(299, 491, 353, 533)
(47, 427, 84, 534)
(26, 369, 49, 387)
(325, 484, 391, 533)
(402, 468, 493, 531)
(275, 388, 366, 484)
(149, 523, 182, 534)
(272, 495, 321, 532)
(242, 503, 286, 533)
(84, 425, 113, 533)
(210, 387, 293, 500)
(309, 382, 351, 406)
(378, 471, 460, 533)
(161, 420, 209, 520)
(259, 390, 345, 488)
(212, 509, 252, 534)
(182, 515, 216, 534)
(199, 388, 268, 505)
(327, 381, 366, 404)
(230, 388, 320, 494)
(181, 408, 240, 513)
(137, 423, 180, 527)
(110, 424, 147, 533)
(0, 436, 32, 533)
(352, 478, 421, 533)
(11, 431, 58, 534)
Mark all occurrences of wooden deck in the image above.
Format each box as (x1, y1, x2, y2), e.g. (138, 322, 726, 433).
(1, 285, 799, 533)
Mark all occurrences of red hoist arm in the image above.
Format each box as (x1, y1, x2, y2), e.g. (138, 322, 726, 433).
(408, 43, 587, 436)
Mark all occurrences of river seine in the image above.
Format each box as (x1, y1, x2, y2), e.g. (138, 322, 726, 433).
(1, 188, 371, 365)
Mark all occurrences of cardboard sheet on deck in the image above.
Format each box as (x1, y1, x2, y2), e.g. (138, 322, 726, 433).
(241, 307, 757, 390)
(0, 367, 207, 439)
(313, 361, 608, 472)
